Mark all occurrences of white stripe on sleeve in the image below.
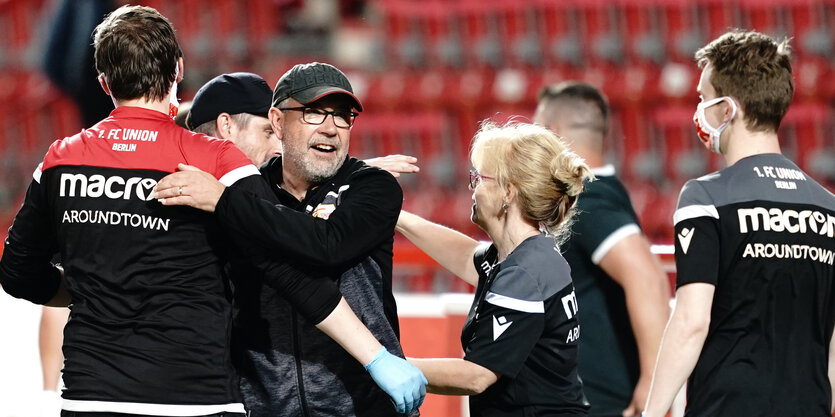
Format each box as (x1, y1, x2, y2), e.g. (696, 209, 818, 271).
(218, 164, 260, 186)
(590, 223, 641, 265)
(33, 163, 43, 183)
(673, 204, 719, 225)
(485, 292, 544, 313)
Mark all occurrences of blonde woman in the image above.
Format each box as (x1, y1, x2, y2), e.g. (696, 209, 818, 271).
(398, 121, 592, 416)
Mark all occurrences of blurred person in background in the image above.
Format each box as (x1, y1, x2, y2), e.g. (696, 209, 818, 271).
(43, 0, 115, 127)
(395, 121, 592, 416)
(154, 62, 422, 416)
(644, 30, 835, 417)
(533, 82, 671, 417)
(0, 6, 424, 416)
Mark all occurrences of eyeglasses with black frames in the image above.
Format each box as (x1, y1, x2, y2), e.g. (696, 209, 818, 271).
(278, 106, 359, 128)
(468, 169, 495, 190)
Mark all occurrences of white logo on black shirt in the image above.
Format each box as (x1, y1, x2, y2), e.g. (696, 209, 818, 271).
(492, 315, 512, 341)
(737, 207, 835, 237)
(678, 227, 694, 254)
(480, 260, 493, 276)
(561, 291, 578, 319)
(59, 173, 157, 201)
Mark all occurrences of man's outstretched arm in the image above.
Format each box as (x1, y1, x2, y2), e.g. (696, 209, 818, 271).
(317, 298, 427, 414)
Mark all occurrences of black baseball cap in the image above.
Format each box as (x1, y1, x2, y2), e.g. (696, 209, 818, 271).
(187, 72, 272, 130)
(271, 62, 363, 112)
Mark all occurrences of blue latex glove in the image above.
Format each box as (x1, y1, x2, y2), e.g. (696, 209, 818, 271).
(364, 347, 428, 414)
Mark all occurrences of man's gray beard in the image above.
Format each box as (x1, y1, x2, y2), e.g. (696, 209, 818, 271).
(283, 144, 343, 186)
(301, 159, 340, 186)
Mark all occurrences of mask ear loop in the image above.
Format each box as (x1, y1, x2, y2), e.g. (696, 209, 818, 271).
(711, 97, 738, 153)
(169, 62, 180, 119)
(696, 96, 737, 154)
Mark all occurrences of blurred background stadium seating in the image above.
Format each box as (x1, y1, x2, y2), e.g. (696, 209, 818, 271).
(0, 0, 833, 414)
(2, 0, 834, 288)
(2, 1, 833, 291)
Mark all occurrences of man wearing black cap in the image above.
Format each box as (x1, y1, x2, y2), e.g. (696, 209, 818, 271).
(187, 72, 417, 172)
(155, 62, 420, 416)
(187, 72, 281, 167)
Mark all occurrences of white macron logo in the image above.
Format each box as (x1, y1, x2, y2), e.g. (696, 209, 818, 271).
(492, 315, 512, 341)
(59, 173, 157, 201)
(737, 207, 835, 237)
(678, 227, 694, 254)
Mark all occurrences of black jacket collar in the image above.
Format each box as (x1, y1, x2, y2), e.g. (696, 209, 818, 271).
(260, 155, 367, 205)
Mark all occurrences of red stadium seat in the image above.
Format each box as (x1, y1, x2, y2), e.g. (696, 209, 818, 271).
(740, 0, 833, 59)
(779, 101, 830, 171)
(580, 0, 626, 66)
(538, 0, 584, 67)
(1, 0, 45, 56)
(696, 0, 742, 41)
(620, 0, 668, 66)
(660, 0, 705, 62)
(612, 106, 653, 181)
(652, 105, 707, 182)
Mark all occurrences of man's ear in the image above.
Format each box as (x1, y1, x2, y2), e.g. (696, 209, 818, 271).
(723, 97, 739, 124)
(269, 108, 283, 140)
(215, 113, 233, 139)
(175, 57, 184, 83)
(98, 74, 111, 96)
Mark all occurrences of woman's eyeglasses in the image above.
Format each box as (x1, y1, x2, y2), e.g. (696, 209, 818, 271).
(468, 170, 495, 190)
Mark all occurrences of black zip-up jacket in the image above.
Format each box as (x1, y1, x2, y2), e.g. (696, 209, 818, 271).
(216, 156, 414, 417)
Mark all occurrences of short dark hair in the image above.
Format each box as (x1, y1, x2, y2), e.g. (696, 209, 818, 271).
(191, 113, 253, 136)
(537, 81, 609, 136)
(695, 30, 793, 132)
(93, 5, 182, 102)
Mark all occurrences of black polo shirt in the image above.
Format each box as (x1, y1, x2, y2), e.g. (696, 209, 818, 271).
(560, 167, 642, 416)
(462, 235, 589, 416)
(674, 153, 835, 416)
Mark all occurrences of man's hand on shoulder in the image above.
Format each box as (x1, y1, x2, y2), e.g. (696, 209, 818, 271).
(154, 163, 225, 212)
